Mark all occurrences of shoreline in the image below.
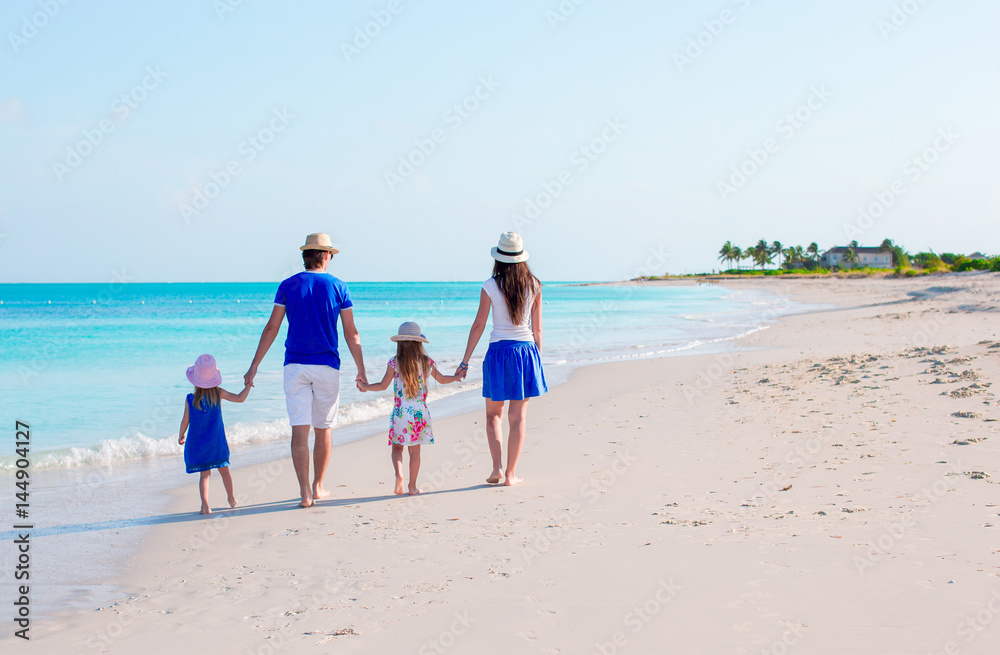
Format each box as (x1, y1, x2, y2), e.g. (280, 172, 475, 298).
(10, 273, 1000, 652)
(0, 281, 799, 623)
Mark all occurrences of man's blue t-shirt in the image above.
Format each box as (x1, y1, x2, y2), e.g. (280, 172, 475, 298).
(274, 271, 353, 369)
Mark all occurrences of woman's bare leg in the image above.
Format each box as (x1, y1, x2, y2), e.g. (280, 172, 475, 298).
(504, 398, 529, 486)
(485, 399, 505, 483)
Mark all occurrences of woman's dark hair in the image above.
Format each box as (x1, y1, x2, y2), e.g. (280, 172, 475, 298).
(302, 249, 327, 270)
(492, 260, 540, 326)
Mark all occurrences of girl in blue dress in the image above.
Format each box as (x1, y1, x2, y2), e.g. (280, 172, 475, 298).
(178, 354, 251, 514)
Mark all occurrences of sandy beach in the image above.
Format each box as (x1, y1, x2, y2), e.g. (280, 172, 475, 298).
(11, 273, 1000, 653)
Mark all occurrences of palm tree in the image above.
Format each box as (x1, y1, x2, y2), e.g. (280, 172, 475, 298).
(731, 246, 743, 271)
(793, 245, 805, 265)
(753, 240, 773, 270)
(878, 238, 896, 268)
(806, 242, 820, 262)
(719, 241, 734, 270)
(844, 248, 859, 268)
(849, 240, 859, 250)
(771, 241, 783, 269)
(782, 247, 797, 269)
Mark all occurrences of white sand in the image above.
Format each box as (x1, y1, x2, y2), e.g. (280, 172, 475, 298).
(11, 273, 1000, 653)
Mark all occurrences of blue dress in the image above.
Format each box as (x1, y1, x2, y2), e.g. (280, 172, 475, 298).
(184, 393, 230, 473)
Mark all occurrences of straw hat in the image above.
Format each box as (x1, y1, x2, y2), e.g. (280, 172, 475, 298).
(186, 354, 222, 388)
(390, 322, 428, 343)
(491, 231, 529, 263)
(300, 233, 340, 253)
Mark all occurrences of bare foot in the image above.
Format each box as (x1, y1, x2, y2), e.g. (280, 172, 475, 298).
(394, 477, 405, 495)
(228, 495, 237, 509)
(313, 485, 331, 500)
(503, 475, 523, 486)
(299, 496, 314, 508)
(486, 472, 504, 484)
(200, 505, 211, 515)
(407, 486, 421, 495)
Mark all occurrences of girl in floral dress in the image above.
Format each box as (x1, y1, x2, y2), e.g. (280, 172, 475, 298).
(359, 322, 462, 495)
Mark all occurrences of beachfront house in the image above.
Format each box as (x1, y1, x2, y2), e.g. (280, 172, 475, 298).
(821, 246, 894, 269)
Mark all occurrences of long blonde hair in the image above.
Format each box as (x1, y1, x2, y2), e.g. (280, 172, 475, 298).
(396, 341, 431, 398)
(193, 386, 220, 410)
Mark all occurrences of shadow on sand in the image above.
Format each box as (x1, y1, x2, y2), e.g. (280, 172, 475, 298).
(0, 483, 495, 539)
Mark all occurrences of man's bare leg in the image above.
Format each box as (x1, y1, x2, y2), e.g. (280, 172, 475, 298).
(312, 427, 333, 500)
(291, 425, 314, 507)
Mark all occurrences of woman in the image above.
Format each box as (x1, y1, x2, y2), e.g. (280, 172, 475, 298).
(457, 232, 547, 486)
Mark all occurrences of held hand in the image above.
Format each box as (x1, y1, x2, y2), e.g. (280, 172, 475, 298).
(244, 366, 257, 388)
(355, 370, 368, 387)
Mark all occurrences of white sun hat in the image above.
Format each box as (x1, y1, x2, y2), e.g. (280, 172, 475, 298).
(491, 231, 529, 263)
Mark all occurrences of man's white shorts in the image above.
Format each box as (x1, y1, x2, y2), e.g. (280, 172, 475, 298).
(283, 364, 340, 428)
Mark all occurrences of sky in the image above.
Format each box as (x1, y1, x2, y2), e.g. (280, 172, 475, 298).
(1, 0, 998, 283)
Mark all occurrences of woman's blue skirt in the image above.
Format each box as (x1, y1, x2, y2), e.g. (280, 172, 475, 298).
(482, 340, 548, 401)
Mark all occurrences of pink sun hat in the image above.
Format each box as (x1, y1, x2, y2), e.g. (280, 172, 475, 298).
(186, 354, 223, 388)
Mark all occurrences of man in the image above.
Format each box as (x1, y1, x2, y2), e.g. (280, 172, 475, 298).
(245, 233, 366, 507)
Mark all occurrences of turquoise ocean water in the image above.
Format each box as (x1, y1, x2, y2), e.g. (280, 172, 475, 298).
(0, 280, 802, 617)
(0, 280, 794, 470)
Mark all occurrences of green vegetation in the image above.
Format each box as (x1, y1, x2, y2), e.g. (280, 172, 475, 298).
(715, 238, 996, 277)
(639, 240, 997, 280)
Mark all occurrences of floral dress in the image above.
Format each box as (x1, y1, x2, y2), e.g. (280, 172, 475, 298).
(388, 356, 434, 446)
